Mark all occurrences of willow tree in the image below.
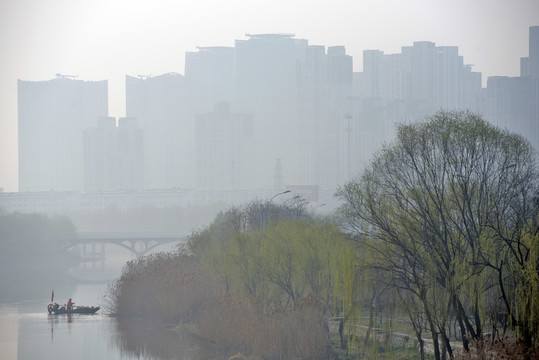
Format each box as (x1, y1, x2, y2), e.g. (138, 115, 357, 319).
(222, 216, 355, 308)
(187, 201, 356, 309)
(337, 111, 538, 357)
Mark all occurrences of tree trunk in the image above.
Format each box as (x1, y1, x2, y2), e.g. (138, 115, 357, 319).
(455, 297, 478, 339)
(364, 296, 375, 345)
(424, 304, 441, 360)
(338, 318, 345, 349)
(455, 297, 470, 351)
(417, 334, 426, 360)
(474, 294, 482, 339)
(440, 328, 453, 360)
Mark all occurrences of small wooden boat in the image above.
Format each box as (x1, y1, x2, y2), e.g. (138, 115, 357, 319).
(47, 303, 100, 315)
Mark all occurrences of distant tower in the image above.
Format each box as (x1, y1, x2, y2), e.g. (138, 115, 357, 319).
(234, 34, 308, 187)
(195, 102, 254, 189)
(18, 77, 108, 192)
(297, 44, 353, 188)
(273, 158, 284, 190)
(83, 117, 143, 191)
(185, 46, 235, 114)
(125, 73, 191, 189)
(529, 26, 539, 79)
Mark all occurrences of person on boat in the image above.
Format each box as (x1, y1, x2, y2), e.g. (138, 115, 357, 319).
(67, 298, 75, 310)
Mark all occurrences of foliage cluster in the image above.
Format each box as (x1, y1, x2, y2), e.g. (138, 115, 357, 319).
(336, 111, 539, 360)
(106, 252, 221, 323)
(110, 111, 538, 359)
(0, 212, 76, 263)
(109, 200, 350, 359)
(0, 212, 78, 301)
(188, 205, 354, 306)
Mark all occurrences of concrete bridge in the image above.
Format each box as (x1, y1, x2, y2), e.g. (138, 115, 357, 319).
(65, 232, 189, 257)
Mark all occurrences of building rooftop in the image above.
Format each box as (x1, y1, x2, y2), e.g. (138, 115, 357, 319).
(245, 33, 295, 39)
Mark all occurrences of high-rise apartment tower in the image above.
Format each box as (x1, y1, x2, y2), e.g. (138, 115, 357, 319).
(18, 76, 108, 192)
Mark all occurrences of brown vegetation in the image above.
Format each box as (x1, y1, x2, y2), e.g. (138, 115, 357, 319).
(453, 337, 539, 360)
(107, 229, 337, 359)
(196, 293, 334, 360)
(106, 252, 222, 323)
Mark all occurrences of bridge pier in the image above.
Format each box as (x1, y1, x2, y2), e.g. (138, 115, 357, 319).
(76, 242, 106, 272)
(82, 242, 105, 259)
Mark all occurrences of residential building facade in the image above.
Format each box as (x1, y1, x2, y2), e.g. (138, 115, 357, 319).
(125, 73, 191, 189)
(83, 117, 143, 191)
(18, 76, 108, 192)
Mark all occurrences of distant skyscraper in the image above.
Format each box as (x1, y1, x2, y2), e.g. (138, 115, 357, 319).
(297, 45, 353, 188)
(411, 41, 437, 106)
(487, 75, 539, 152)
(521, 57, 529, 78)
(360, 50, 384, 98)
(18, 76, 108, 192)
(345, 96, 387, 177)
(234, 34, 308, 187)
(195, 102, 254, 189)
(360, 42, 481, 111)
(298, 45, 328, 186)
(83, 117, 143, 191)
(343, 41, 485, 183)
(185, 46, 235, 115)
(125, 73, 191, 189)
(528, 26, 539, 79)
(527, 26, 539, 151)
(493, 26, 539, 152)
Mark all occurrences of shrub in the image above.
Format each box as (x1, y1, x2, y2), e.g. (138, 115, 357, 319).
(453, 336, 539, 360)
(196, 293, 336, 360)
(106, 252, 221, 323)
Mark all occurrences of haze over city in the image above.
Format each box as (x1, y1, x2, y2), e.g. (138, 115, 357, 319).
(1, 2, 539, 359)
(1, 0, 539, 192)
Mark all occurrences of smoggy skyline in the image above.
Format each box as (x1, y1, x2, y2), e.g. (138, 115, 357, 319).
(1, 0, 538, 192)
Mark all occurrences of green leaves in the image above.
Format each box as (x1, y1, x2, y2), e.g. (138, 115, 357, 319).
(185, 202, 356, 310)
(337, 110, 539, 353)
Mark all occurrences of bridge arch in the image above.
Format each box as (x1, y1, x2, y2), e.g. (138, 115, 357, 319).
(64, 232, 188, 257)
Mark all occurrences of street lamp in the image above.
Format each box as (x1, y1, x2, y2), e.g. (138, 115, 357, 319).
(270, 190, 291, 203)
(261, 190, 291, 229)
(314, 203, 326, 210)
(290, 198, 309, 219)
(284, 195, 300, 205)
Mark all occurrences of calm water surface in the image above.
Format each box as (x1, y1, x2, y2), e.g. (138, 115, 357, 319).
(0, 246, 204, 360)
(0, 282, 159, 360)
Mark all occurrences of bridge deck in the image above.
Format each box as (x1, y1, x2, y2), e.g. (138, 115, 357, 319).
(65, 232, 188, 256)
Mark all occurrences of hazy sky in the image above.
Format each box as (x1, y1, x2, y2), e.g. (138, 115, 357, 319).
(1, 0, 538, 192)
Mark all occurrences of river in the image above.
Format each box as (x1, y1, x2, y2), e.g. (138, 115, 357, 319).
(0, 245, 212, 360)
(0, 282, 128, 360)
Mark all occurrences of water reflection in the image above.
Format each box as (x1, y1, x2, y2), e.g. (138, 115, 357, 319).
(1, 287, 228, 360)
(113, 318, 222, 360)
(0, 305, 18, 359)
(16, 307, 114, 359)
(48, 313, 76, 342)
